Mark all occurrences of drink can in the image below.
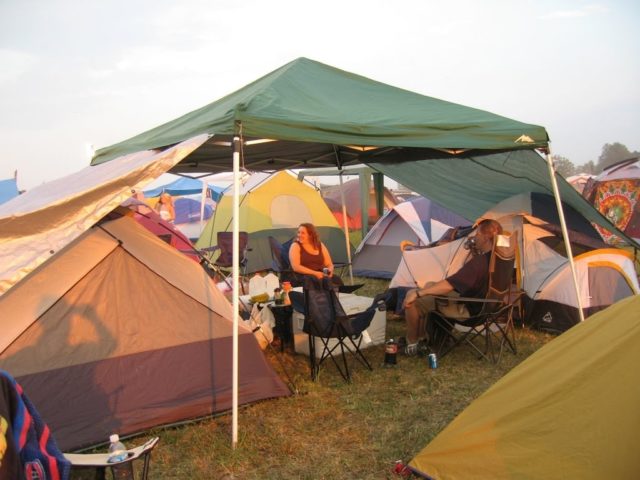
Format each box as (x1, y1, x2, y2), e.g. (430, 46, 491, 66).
(322, 267, 329, 276)
(428, 353, 438, 369)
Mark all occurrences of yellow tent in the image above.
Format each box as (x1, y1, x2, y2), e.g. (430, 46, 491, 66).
(196, 171, 349, 273)
(410, 294, 640, 479)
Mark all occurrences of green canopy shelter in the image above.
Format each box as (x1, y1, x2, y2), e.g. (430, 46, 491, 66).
(92, 57, 629, 446)
(92, 57, 630, 243)
(92, 57, 550, 166)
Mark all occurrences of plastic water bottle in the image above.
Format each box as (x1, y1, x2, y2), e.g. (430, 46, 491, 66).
(108, 434, 133, 479)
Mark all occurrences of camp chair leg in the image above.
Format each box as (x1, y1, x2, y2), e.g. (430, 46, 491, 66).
(308, 335, 319, 381)
(493, 310, 518, 363)
(345, 335, 373, 372)
(323, 338, 351, 382)
(432, 314, 495, 362)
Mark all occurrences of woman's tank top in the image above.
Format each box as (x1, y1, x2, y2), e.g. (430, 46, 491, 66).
(158, 208, 172, 221)
(297, 241, 324, 271)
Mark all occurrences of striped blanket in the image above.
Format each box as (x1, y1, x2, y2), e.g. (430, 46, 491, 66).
(0, 370, 70, 480)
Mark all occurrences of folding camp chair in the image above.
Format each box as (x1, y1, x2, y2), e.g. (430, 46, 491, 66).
(429, 233, 520, 364)
(0, 370, 159, 480)
(201, 231, 251, 293)
(302, 276, 382, 382)
(65, 437, 160, 480)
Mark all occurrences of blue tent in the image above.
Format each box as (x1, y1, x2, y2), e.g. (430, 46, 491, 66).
(174, 197, 214, 224)
(144, 177, 225, 202)
(0, 178, 19, 205)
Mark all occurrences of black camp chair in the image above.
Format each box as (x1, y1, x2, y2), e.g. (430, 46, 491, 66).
(268, 236, 300, 286)
(201, 231, 251, 293)
(302, 276, 383, 382)
(428, 233, 520, 364)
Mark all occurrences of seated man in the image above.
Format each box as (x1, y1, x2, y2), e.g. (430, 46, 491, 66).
(402, 219, 503, 356)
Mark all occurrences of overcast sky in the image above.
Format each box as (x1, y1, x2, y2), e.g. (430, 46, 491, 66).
(1, 0, 638, 190)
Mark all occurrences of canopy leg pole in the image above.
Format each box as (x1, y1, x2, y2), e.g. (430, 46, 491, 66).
(545, 150, 585, 322)
(338, 173, 354, 283)
(199, 179, 207, 236)
(232, 135, 241, 448)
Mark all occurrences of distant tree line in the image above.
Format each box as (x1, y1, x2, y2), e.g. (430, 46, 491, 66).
(552, 142, 639, 178)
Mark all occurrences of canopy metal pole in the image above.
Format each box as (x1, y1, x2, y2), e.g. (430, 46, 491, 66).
(545, 150, 585, 322)
(199, 179, 207, 235)
(359, 172, 370, 239)
(338, 173, 354, 283)
(231, 136, 241, 448)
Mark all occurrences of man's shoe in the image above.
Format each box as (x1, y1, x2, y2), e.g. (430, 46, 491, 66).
(404, 343, 418, 356)
(417, 339, 431, 357)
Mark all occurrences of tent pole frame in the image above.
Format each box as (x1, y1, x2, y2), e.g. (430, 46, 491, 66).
(337, 172, 354, 283)
(231, 134, 241, 448)
(545, 149, 585, 322)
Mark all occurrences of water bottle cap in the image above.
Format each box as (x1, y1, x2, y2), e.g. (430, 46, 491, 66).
(110, 434, 119, 443)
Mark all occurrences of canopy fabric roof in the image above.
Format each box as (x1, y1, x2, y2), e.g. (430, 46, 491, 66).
(89, 57, 632, 245)
(92, 57, 549, 170)
(367, 150, 638, 246)
(0, 135, 208, 296)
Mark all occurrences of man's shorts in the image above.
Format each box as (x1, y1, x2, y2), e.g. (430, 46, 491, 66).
(414, 282, 470, 320)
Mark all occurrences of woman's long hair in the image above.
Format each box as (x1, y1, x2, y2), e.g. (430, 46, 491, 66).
(156, 192, 175, 219)
(299, 223, 321, 250)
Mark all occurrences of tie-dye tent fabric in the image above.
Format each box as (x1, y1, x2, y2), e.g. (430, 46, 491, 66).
(583, 157, 640, 244)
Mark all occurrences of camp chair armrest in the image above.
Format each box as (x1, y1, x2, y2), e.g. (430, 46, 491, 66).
(510, 290, 526, 301)
(431, 295, 502, 304)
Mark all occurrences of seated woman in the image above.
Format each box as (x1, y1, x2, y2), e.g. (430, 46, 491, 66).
(289, 223, 342, 287)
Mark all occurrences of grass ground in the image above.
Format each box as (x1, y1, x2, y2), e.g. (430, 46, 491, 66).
(70, 278, 554, 480)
